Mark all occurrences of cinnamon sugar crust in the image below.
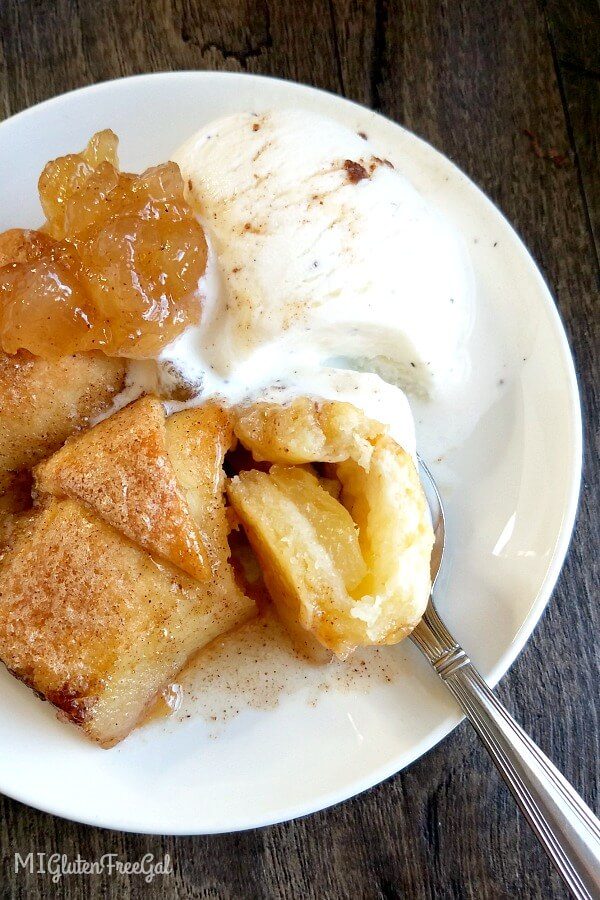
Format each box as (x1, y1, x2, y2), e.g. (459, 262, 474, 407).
(36, 395, 211, 580)
(0, 350, 126, 493)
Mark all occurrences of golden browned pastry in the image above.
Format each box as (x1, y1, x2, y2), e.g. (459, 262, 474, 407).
(0, 499, 254, 746)
(233, 396, 385, 467)
(36, 395, 211, 581)
(0, 471, 33, 548)
(228, 398, 433, 659)
(0, 401, 254, 746)
(0, 349, 126, 493)
(164, 402, 237, 569)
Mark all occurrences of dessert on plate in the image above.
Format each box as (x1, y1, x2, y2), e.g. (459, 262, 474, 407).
(0, 110, 472, 745)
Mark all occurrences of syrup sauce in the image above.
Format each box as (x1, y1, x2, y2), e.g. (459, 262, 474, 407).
(148, 608, 402, 734)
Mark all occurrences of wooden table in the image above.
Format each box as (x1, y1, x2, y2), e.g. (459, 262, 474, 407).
(0, 2, 597, 897)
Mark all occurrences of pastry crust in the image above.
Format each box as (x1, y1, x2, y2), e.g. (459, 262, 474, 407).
(0, 349, 126, 493)
(0, 400, 254, 746)
(0, 498, 254, 746)
(234, 396, 385, 468)
(36, 395, 211, 580)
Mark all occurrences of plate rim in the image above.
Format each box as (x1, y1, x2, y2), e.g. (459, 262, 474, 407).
(0, 70, 583, 834)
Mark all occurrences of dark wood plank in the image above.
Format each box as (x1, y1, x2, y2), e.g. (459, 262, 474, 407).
(545, 0, 600, 75)
(545, 0, 600, 270)
(0, 1, 598, 898)
(559, 67, 600, 276)
(545, 0, 600, 265)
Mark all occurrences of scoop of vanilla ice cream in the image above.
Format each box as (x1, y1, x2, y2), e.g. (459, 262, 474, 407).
(172, 108, 472, 398)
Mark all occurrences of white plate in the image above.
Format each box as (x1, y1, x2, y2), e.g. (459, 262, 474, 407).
(0, 72, 581, 834)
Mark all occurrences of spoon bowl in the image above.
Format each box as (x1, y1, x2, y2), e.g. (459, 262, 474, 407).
(417, 456, 445, 590)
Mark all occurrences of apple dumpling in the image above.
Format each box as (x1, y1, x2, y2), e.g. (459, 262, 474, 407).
(0, 397, 254, 746)
(228, 398, 433, 659)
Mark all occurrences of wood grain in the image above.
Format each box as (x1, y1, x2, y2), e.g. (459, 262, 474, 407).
(559, 67, 600, 261)
(545, 0, 600, 75)
(0, 1, 598, 897)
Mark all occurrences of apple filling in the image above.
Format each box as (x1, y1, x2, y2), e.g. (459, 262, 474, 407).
(228, 398, 434, 660)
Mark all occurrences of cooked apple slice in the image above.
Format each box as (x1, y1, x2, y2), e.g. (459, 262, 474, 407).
(0, 498, 255, 747)
(269, 466, 366, 590)
(35, 395, 213, 580)
(227, 466, 370, 658)
(0, 349, 126, 493)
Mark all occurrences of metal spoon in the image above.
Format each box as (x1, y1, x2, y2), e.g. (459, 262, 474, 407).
(412, 459, 600, 899)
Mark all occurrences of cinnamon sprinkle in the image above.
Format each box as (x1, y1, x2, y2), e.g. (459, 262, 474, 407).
(343, 159, 369, 183)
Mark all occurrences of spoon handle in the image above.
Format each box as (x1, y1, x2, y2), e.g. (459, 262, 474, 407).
(411, 608, 600, 899)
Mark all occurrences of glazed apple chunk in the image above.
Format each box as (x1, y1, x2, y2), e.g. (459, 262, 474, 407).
(0, 130, 207, 360)
(228, 398, 434, 659)
(0, 398, 254, 746)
